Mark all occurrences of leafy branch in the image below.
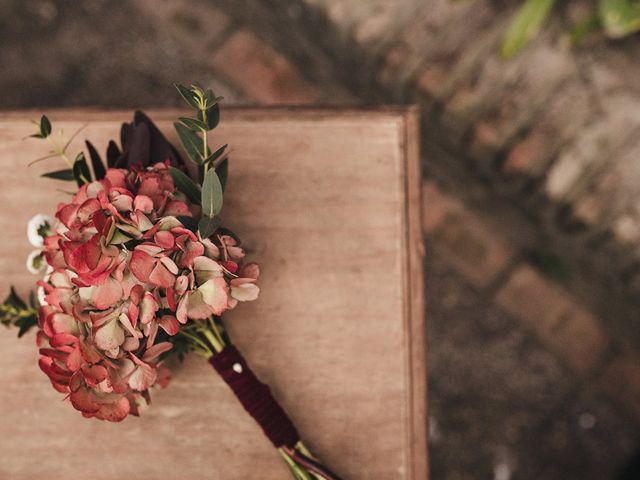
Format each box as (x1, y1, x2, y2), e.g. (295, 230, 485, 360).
(28, 115, 92, 186)
(0, 287, 38, 338)
(172, 83, 228, 239)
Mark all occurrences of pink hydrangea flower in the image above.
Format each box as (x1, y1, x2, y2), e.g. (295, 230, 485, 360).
(36, 163, 259, 421)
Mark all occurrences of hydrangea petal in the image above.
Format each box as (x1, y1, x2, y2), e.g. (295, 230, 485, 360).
(197, 277, 229, 316)
(94, 318, 125, 351)
(158, 315, 180, 336)
(231, 283, 260, 302)
(92, 276, 123, 309)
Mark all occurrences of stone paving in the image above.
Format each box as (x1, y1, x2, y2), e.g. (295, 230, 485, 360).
(1, 0, 639, 478)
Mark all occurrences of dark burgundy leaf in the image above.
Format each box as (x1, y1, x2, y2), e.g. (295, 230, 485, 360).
(106, 140, 121, 167)
(134, 111, 184, 166)
(126, 121, 150, 169)
(85, 140, 106, 180)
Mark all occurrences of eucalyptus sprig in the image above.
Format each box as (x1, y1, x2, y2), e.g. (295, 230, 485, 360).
(0, 287, 38, 338)
(28, 115, 92, 187)
(171, 83, 228, 239)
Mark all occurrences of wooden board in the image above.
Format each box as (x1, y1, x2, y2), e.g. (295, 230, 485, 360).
(0, 108, 427, 479)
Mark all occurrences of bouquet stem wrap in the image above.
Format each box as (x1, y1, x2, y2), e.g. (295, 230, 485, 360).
(209, 344, 300, 448)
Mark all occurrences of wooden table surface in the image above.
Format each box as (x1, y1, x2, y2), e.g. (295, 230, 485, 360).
(0, 108, 427, 479)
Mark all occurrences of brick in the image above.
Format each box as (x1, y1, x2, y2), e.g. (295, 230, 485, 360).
(211, 29, 320, 105)
(496, 265, 611, 374)
(423, 181, 513, 288)
(597, 353, 640, 424)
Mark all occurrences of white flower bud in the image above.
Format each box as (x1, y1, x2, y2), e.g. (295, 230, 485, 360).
(27, 213, 53, 247)
(26, 250, 46, 274)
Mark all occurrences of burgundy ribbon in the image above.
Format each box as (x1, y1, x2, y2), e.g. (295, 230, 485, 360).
(209, 345, 300, 448)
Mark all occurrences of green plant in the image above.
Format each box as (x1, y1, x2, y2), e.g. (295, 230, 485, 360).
(501, 0, 640, 58)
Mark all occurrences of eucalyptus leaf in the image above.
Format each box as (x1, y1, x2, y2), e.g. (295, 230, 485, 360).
(216, 158, 228, 192)
(204, 144, 228, 167)
(16, 314, 37, 338)
(201, 168, 223, 217)
(6, 286, 26, 309)
(501, 0, 556, 58)
(72, 152, 92, 187)
(204, 89, 215, 106)
(198, 215, 222, 239)
(176, 215, 199, 233)
(179, 117, 208, 131)
(199, 103, 220, 130)
(30, 115, 52, 139)
(40, 115, 52, 138)
(169, 167, 201, 204)
(174, 83, 200, 109)
(174, 122, 206, 164)
(41, 169, 74, 181)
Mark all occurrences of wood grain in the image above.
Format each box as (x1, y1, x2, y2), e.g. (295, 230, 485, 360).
(0, 108, 427, 479)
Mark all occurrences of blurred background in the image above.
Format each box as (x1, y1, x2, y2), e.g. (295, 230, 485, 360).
(2, 0, 640, 478)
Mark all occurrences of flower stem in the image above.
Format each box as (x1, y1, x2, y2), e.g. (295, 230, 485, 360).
(202, 328, 223, 354)
(46, 137, 72, 169)
(202, 126, 208, 174)
(178, 330, 213, 357)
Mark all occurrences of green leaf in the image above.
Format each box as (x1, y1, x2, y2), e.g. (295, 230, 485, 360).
(16, 315, 37, 338)
(501, 0, 556, 58)
(176, 215, 199, 233)
(599, 0, 640, 38)
(5, 287, 26, 310)
(72, 152, 92, 187)
(174, 83, 200, 109)
(201, 168, 223, 217)
(40, 115, 52, 138)
(204, 144, 227, 167)
(204, 89, 215, 106)
(30, 115, 52, 139)
(179, 117, 208, 131)
(216, 158, 229, 192)
(41, 169, 74, 181)
(169, 167, 201, 204)
(200, 103, 220, 130)
(174, 122, 206, 164)
(216, 158, 228, 192)
(198, 215, 222, 239)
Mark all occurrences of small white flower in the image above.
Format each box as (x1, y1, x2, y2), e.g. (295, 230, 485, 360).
(27, 213, 53, 247)
(26, 249, 46, 274)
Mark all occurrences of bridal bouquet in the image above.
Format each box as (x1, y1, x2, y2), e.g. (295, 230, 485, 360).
(1, 84, 341, 480)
